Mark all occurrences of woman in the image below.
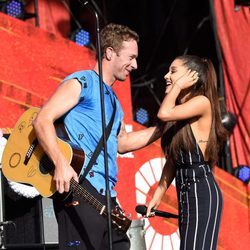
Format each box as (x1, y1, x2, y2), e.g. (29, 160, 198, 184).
(147, 55, 227, 250)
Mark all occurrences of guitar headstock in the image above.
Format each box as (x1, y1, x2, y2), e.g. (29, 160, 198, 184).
(111, 206, 132, 233)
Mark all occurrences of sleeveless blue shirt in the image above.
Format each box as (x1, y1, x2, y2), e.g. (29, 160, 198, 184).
(62, 70, 124, 197)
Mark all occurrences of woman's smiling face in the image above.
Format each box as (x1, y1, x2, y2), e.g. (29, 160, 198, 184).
(164, 59, 188, 94)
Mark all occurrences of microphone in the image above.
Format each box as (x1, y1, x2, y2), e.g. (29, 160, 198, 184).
(135, 205, 178, 219)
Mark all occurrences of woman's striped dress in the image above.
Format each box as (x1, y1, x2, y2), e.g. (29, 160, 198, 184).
(175, 130, 223, 250)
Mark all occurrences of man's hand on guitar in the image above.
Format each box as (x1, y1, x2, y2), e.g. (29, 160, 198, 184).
(53, 156, 78, 193)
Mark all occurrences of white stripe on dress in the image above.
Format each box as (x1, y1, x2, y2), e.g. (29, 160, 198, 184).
(210, 181, 220, 250)
(184, 186, 190, 250)
(189, 151, 192, 165)
(196, 143, 201, 162)
(181, 150, 184, 163)
(179, 170, 183, 225)
(192, 169, 199, 250)
(201, 165, 212, 250)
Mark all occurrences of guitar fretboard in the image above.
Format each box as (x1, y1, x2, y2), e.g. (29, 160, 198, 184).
(70, 179, 107, 216)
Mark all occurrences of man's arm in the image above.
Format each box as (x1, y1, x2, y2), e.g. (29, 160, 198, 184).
(117, 121, 164, 154)
(33, 79, 81, 193)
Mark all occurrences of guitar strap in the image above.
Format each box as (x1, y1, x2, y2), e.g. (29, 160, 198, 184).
(79, 99, 117, 184)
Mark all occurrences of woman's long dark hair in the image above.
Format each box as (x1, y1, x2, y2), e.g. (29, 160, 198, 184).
(162, 55, 227, 167)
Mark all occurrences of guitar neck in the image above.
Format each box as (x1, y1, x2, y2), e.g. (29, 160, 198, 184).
(70, 179, 107, 216)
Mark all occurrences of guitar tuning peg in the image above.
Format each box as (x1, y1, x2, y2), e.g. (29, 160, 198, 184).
(115, 205, 125, 214)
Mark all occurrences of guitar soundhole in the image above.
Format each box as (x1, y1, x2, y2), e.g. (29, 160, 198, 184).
(39, 155, 54, 175)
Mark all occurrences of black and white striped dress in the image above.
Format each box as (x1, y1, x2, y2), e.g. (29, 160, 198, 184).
(175, 129, 223, 250)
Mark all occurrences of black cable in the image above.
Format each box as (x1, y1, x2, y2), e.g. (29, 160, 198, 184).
(183, 16, 210, 55)
(33, 0, 39, 27)
(61, 0, 96, 51)
(144, 0, 178, 73)
(60, 0, 82, 29)
(131, 79, 155, 88)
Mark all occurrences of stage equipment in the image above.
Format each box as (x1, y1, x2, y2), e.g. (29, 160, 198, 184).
(70, 28, 91, 47)
(127, 219, 146, 250)
(0, 0, 39, 26)
(1, 0, 25, 19)
(60, 0, 91, 47)
(135, 108, 149, 125)
(0, 176, 59, 249)
(221, 111, 237, 134)
(233, 165, 250, 183)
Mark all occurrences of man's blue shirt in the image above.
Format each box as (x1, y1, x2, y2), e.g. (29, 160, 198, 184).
(62, 70, 124, 197)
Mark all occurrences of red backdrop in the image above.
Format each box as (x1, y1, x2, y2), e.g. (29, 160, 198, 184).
(214, 0, 250, 168)
(0, 12, 249, 250)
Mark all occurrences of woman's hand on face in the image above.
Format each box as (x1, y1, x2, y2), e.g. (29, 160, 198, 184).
(174, 69, 199, 90)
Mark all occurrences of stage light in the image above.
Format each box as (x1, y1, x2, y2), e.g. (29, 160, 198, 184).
(135, 108, 149, 125)
(234, 165, 250, 183)
(221, 111, 237, 134)
(1, 0, 25, 20)
(70, 28, 91, 47)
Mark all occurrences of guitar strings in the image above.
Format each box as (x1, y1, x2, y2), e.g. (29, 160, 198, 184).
(70, 179, 106, 214)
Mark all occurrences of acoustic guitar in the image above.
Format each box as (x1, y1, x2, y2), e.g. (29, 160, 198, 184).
(2, 107, 131, 233)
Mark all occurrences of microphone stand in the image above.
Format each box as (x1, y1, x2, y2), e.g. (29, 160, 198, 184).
(78, 1, 113, 249)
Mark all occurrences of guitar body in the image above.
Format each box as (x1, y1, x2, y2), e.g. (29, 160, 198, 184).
(2, 107, 84, 197)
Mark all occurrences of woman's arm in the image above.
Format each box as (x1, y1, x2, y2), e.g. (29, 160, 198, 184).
(158, 95, 211, 122)
(146, 159, 176, 216)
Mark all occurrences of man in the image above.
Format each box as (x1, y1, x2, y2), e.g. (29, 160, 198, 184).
(33, 23, 161, 250)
